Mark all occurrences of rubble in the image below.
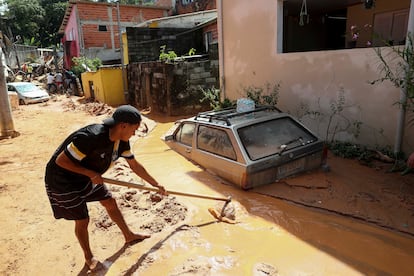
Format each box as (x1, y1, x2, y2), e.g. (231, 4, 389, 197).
(61, 97, 114, 116)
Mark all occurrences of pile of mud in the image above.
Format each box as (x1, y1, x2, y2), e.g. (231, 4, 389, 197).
(61, 97, 114, 116)
(97, 160, 189, 234)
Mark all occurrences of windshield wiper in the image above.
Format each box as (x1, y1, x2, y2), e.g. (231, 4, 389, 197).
(277, 136, 303, 154)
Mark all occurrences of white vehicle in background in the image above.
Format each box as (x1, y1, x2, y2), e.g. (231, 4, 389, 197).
(6, 82, 50, 105)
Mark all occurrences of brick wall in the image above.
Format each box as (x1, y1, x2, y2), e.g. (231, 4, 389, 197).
(203, 22, 218, 42)
(75, 2, 168, 49)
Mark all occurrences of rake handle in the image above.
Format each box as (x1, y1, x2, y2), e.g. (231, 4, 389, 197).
(103, 177, 230, 202)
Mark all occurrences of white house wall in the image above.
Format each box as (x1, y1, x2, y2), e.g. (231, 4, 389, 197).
(219, 0, 414, 154)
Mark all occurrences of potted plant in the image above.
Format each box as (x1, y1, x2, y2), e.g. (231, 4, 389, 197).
(348, 24, 373, 48)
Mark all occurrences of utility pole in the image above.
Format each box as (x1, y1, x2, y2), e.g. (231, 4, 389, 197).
(116, 1, 128, 103)
(0, 47, 18, 139)
(394, 0, 414, 156)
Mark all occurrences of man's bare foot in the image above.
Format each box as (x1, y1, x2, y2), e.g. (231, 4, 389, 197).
(125, 232, 151, 245)
(85, 257, 103, 272)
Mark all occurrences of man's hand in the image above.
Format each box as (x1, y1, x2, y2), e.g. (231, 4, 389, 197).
(155, 185, 168, 196)
(90, 174, 103, 184)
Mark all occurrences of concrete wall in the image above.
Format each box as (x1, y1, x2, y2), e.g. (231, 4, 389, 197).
(219, 0, 414, 153)
(127, 54, 218, 115)
(4, 45, 38, 69)
(126, 27, 204, 62)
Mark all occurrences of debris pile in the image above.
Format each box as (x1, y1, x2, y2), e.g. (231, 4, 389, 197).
(61, 97, 114, 116)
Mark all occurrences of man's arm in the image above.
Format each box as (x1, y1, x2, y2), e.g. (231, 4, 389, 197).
(55, 151, 101, 184)
(126, 158, 166, 194)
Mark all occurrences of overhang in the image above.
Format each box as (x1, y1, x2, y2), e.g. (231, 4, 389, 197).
(134, 9, 217, 29)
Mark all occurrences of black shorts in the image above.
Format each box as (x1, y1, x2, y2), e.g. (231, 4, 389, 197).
(45, 180, 112, 220)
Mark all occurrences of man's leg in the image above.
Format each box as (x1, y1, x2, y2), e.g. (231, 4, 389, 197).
(74, 218, 94, 266)
(100, 197, 150, 243)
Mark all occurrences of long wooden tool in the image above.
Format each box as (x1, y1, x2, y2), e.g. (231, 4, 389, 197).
(104, 177, 236, 224)
(103, 177, 231, 202)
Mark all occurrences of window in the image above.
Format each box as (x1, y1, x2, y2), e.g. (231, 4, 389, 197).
(98, 25, 107, 32)
(175, 123, 195, 146)
(204, 31, 213, 52)
(238, 117, 317, 161)
(197, 126, 236, 160)
(281, 1, 348, 53)
(67, 28, 75, 41)
(279, 0, 409, 53)
(372, 9, 408, 46)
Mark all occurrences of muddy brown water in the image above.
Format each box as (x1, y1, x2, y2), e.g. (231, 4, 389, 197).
(105, 116, 414, 275)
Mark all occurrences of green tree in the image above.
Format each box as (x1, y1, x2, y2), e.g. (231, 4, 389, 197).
(0, 1, 7, 15)
(71, 56, 102, 76)
(2, 0, 66, 47)
(38, 0, 67, 46)
(4, 0, 44, 45)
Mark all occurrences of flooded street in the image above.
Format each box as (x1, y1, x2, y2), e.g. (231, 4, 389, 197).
(1, 100, 413, 275)
(109, 116, 414, 275)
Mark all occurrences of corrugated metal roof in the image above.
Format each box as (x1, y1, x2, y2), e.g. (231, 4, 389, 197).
(134, 9, 217, 28)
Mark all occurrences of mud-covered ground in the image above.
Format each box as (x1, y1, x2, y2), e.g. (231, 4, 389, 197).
(1, 95, 414, 275)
